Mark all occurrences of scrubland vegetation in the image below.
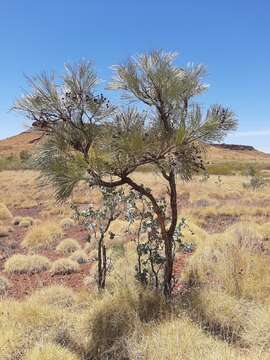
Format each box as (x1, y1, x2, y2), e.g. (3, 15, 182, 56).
(0, 51, 269, 359)
(0, 170, 270, 359)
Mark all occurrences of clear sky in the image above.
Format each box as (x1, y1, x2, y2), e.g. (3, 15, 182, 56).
(0, 0, 270, 151)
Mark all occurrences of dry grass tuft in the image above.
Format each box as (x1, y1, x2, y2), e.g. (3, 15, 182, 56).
(60, 217, 75, 230)
(4, 254, 51, 274)
(50, 258, 80, 275)
(23, 343, 80, 360)
(22, 222, 63, 250)
(84, 289, 138, 358)
(183, 224, 270, 303)
(12, 216, 22, 225)
(127, 316, 260, 360)
(18, 217, 35, 228)
(0, 275, 10, 295)
(56, 238, 81, 255)
(181, 220, 208, 248)
(70, 250, 89, 264)
(0, 225, 10, 237)
(0, 297, 78, 359)
(0, 326, 26, 360)
(30, 285, 77, 308)
(0, 202, 12, 220)
(242, 304, 270, 352)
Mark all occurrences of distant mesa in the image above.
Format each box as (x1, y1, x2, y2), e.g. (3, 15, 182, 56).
(210, 143, 255, 151)
(0, 130, 268, 161)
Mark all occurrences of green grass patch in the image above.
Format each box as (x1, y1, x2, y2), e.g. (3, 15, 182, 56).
(206, 162, 270, 176)
(0, 156, 32, 171)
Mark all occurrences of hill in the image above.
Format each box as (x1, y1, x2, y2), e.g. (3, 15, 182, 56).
(1, 131, 270, 174)
(0, 131, 43, 157)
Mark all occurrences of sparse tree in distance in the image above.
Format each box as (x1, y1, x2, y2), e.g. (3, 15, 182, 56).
(14, 51, 237, 297)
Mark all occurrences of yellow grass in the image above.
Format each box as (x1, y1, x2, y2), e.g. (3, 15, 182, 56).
(22, 222, 63, 250)
(0, 169, 270, 358)
(127, 316, 267, 360)
(4, 254, 51, 274)
(0, 202, 12, 220)
(50, 258, 80, 275)
(69, 250, 89, 264)
(23, 343, 80, 360)
(29, 285, 77, 308)
(0, 275, 10, 295)
(56, 238, 81, 255)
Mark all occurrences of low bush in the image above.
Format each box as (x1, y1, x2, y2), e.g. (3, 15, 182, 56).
(50, 259, 80, 275)
(4, 254, 51, 274)
(0, 155, 27, 171)
(56, 238, 81, 255)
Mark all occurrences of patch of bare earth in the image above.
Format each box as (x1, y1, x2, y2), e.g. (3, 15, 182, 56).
(0, 207, 93, 299)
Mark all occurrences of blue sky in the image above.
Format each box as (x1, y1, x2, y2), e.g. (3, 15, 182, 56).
(0, 0, 270, 151)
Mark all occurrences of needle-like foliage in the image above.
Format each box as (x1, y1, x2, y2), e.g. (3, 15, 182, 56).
(14, 50, 237, 297)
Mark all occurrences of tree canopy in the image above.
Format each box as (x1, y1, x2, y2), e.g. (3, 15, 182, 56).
(14, 50, 237, 296)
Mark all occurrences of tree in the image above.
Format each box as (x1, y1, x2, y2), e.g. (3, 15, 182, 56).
(14, 51, 237, 298)
(72, 187, 126, 291)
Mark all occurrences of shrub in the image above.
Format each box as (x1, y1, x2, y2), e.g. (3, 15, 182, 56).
(24, 343, 80, 360)
(22, 222, 62, 250)
(243, 175, 266, 190)
(4, 254, 51, 274)
(56, 238, 81, 255)
(70, 250, 89, 264)
(19, 150, 31, 161)
(30, 285, 76, 308)
(50, 259, 79, 275)
(0, 203, 12, 220)
(0, 276, 10, 295)
(60, 218, 75, 230)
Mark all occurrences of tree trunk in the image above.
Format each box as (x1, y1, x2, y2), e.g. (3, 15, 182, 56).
(163, 233, 174, 298)
(97, 233, 106, 290)
(164, 171, 178, 298)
